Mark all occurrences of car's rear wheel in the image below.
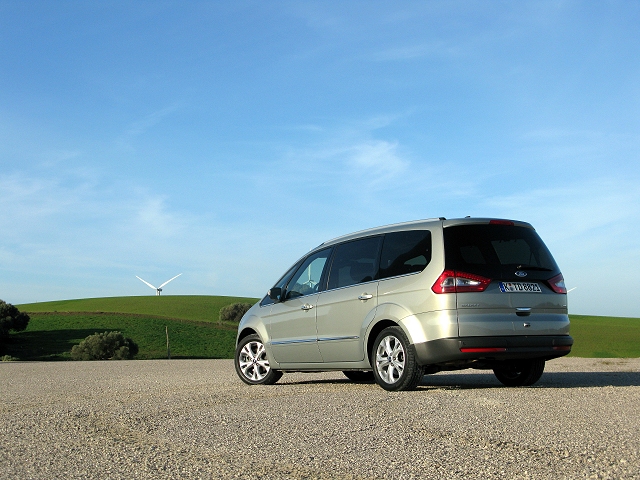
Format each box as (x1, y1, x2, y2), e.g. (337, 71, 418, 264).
(493, 359, 545, 387)
(234, 334, 282, 385)
(342, 370, 374, 382)
(372, 326, 424, 391)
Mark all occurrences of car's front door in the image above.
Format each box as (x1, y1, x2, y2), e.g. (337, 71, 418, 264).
(268, 248, 332, 364)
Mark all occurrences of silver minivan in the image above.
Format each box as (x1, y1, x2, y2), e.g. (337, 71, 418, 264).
(234, 218, 573, 391)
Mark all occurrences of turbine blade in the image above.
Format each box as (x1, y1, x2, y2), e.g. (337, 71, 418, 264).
(158, 273, 182, 289)
(136, 276, 158, 290)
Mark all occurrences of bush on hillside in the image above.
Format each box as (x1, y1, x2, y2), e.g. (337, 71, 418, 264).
(219, 302, 252, 323)
(0, 300, 30, 339)
(71, 331, 139, 360)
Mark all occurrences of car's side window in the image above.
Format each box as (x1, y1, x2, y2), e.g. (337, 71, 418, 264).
(326, 236, 382, 291)
(284, 248, 332, 300)
(378, 230, 432, 280)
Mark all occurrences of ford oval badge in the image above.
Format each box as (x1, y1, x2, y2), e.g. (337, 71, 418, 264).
(515, 271, 527, 277)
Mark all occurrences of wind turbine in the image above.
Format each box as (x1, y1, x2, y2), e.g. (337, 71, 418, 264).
(136, 273, 182, 296)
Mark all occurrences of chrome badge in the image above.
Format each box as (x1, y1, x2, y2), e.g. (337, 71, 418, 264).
(515, 271, 527, 277)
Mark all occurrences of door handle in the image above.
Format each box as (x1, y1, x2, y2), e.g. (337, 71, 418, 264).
(301, 304, 314, 311)
(358, 294, 373, 301)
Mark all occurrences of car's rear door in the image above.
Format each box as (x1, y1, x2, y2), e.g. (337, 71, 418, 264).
(443, 221, 569, 337)
(315, 236, 382, 362)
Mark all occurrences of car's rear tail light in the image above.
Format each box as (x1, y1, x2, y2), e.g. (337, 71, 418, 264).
(432, 270, 491, 294)
(489, 219, 514, 226)
(460, 347, 507, 353)
(431, 270, 456, 293)
(548, 273, 567, 294)
(553, 345, 571, 351)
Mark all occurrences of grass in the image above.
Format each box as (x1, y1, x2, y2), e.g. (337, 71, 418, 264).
(19, 295, 257, 323)
(2, 295, 259, 361)
(3, 296, 639, 360)
(567, 315, 640, 358)
(2, 312, 240, 360)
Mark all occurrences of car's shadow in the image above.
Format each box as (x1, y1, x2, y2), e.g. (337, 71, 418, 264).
(421, 371, 640, 389)
(283, 371, 640, 389)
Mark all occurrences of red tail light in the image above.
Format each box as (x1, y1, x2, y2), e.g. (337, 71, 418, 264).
(460, 347, 507, 353)
(548, 273, 567, 294)
(489, 219, 514, 226)
(432, 270, 491, 294)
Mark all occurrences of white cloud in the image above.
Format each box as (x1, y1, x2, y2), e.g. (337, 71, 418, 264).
(0, 173, 83, 239)
(0, 165, 313, 303)
(346, 140, 408, 186)
(133, 196, 187, 238)
(114, 104, 182, 151)
(126, 105, 180, 138)
(371, 41, 459, 61)
(273, 117, 413, 193)
(480, 178, 639, 242)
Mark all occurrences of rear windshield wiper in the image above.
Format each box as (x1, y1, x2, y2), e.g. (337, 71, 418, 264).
(515, 265, 554, 272)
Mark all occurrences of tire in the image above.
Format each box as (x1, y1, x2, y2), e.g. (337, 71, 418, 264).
(493, 359, 545, 387)
(371, 326, 424, 391)
(342, 370, 375, 383)
(234, 334, 282, 385)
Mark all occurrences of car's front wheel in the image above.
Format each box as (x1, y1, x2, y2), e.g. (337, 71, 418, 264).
(234, 334, 282, 385)
(372, 326, 424, 391)
(493, 359, 545, 387)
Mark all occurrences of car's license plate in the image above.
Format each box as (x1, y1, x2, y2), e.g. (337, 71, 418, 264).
(499, 282, 542, 293)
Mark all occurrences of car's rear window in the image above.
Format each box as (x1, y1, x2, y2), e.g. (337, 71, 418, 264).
(327, 236, 382, 290)
(444, 224, 558, 278)
(378, 230, 432, 280)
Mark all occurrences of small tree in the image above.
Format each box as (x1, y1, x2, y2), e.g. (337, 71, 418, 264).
(219, 302, 252, 323)
(0, 300, 30, 340)
(71, 331, 139, 360)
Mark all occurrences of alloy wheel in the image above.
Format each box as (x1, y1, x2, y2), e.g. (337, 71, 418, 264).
(238, 340, 271, 382)
(375, 335, 406, 384)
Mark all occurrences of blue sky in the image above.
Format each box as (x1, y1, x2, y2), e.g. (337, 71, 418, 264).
(1, 1, 639, 316)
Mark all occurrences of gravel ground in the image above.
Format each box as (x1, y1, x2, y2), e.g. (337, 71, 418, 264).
(1, 357, 639, 479)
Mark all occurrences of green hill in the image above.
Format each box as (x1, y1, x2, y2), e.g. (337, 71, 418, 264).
(3, 295, 259, 361)
(19, 295, 259, 322)
(3, 296, 639, 360)
(567, 314, 640, 358)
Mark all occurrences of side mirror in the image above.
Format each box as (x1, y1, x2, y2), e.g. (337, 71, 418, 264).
(268, 287, 282, 301)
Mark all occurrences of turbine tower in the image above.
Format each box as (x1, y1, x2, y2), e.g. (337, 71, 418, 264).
(136, 274, 182, 296)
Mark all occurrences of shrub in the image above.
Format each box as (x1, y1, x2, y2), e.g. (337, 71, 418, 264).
(71, 331, 139, 360)
(219, 302, 253, 323)
(1, 355, 17, 362)
(0, 300, 30, 339)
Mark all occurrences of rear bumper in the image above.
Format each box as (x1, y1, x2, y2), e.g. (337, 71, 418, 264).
(413, 335, 574, 366)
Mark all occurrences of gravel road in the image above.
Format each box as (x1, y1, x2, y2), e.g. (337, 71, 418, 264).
(1, 358, 639, 479)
